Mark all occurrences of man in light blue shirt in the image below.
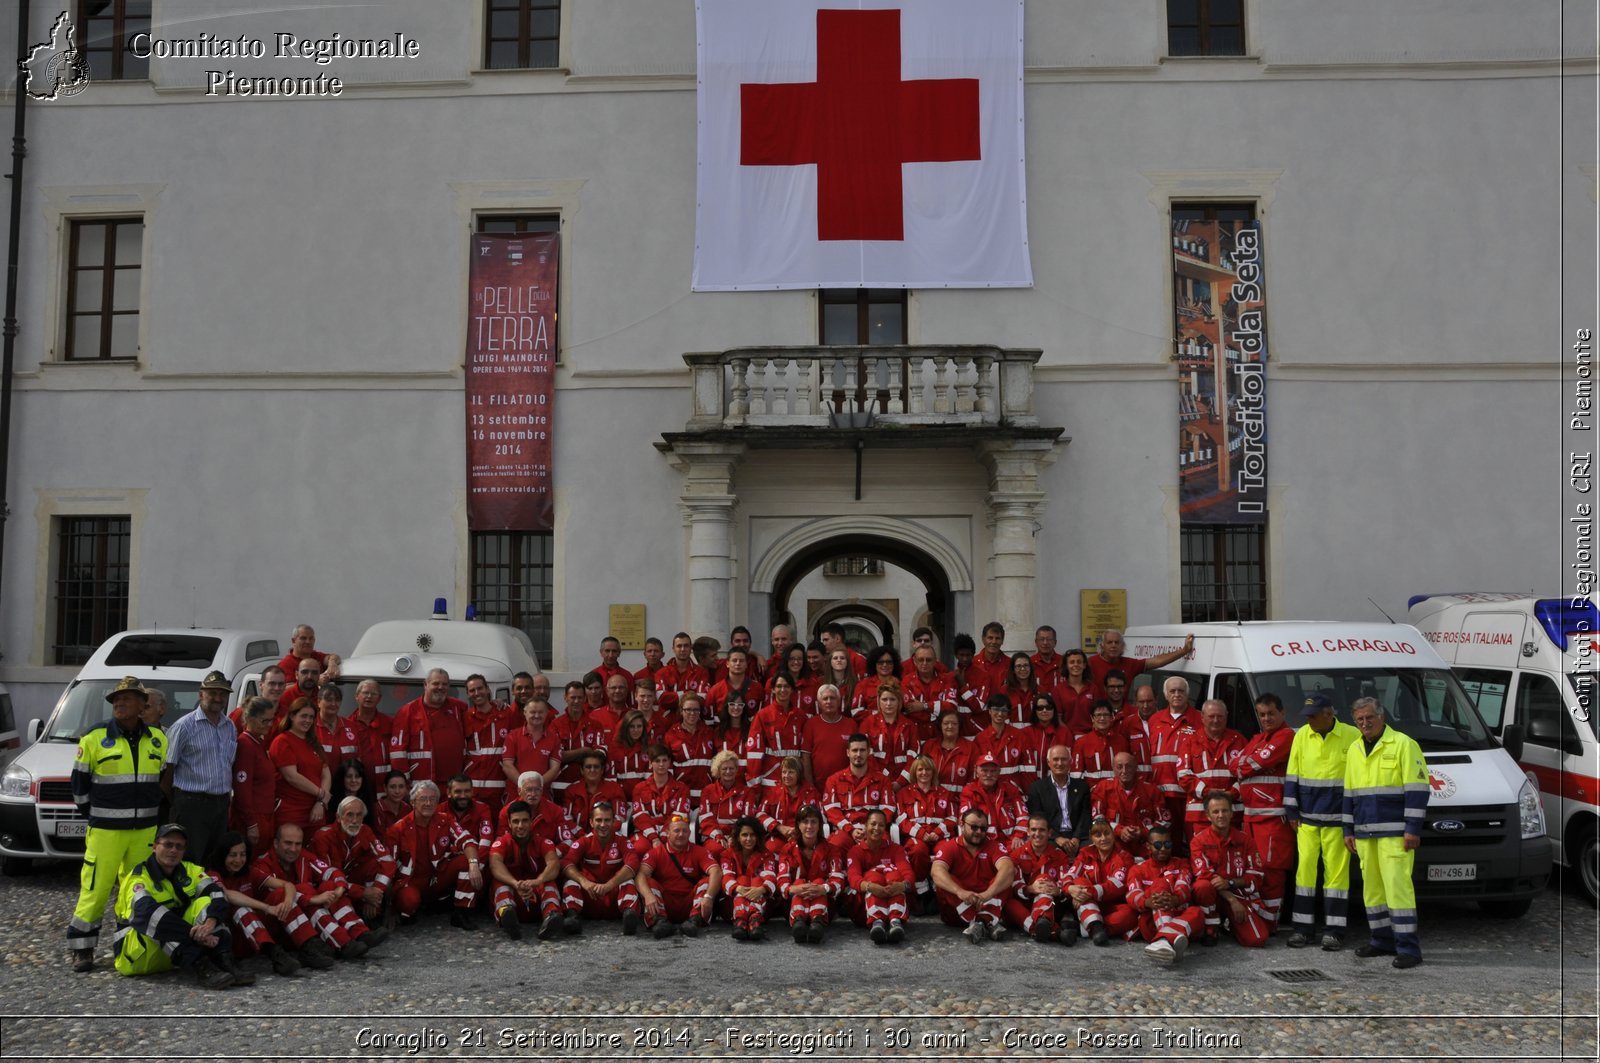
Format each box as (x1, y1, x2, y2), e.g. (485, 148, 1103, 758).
(161, 670, 238, 863)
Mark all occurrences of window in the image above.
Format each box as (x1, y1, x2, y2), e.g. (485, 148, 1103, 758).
(477, 214, 561, 354)
(485, 0, 561, 70)
(77, 0, 151, 80)
(1180, 525, 1266, 623)
(1457, 668, 1512, 731)
(823, 556, 885, 577)
(1518, 672, 1577, 750)
(1167, 0, 1245, 57)
(66, 218, 142, 361)
(819, 289, 907, 346)
(53, 516, 130, 666)
(471, 532, 554, 668)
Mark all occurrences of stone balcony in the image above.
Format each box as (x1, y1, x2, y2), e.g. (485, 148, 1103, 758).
(681, 345, 1044, 432)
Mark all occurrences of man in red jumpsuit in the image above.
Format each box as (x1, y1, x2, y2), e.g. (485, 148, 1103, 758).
(249, 821, 379, 960)
(388, 669, 469, 787)
(1176, 699, 1246, 842)
(462, 674, 519, 809)
(385, 779, 482, 929)
(1091, 751, 1170, 859)
(1126, 822, 1205, 965)
(636, 813, 721, 938)
(1148, 676, 1204, 836)
(445, 773, 498, 853)
(309, 796, 397, 925)
(1004, 814, 1073, 942)
(1087, 629, 1193, 687)
(930, 807, 1016, 943)
(653, 632, 710, 716)
(959, 754, 1029, 848)
(487, 799, 563, 939)
(560, 801, 641, 933)
(348, 679, 393, 779)
(276, 623, 341, 683)
(821, 735, 894, 854)
(1233, 691, 1296, 929)
(1189, 790, 1271, 946)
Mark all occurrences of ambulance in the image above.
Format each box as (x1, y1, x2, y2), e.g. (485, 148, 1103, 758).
(1407, 593, 1598, 905)
(1123, 621, 1552, 917)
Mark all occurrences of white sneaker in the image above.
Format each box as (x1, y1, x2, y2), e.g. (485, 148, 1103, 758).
(1144, 939, 1177, 965)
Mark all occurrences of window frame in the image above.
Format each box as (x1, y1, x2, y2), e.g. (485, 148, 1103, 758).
(470, 530, 555, 669)
(1166, 0, 1246, 58)
(483, 0, 563, 71)
(64, 216, 143, 362)
(818, 289, 908, 347)
(1180, 524, 1267, 624)
(475, 213, 562, 360)
(76, 0, 152, 81)
(52, 515, 132, 667)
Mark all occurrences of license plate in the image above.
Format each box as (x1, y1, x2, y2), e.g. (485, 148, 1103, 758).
(55, 822, 87, 839)
(1427, 862, 1476, 881)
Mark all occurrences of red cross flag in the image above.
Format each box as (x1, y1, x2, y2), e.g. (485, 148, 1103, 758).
(693, 0, 1031, 291)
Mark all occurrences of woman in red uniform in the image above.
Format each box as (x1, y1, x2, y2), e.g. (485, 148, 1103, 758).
(777, 805, 842, 944)
(698, 750, 759, 855)
(271, 699, 330, 833)
(1001, 652, 1040, 725)
(823, 649, 856, 717)
(852, 647, 900, 715)
(630, 745, 691, 850)
(769, 644, 818, 715)
(758, 756, 819, 852)
(610, 712, 654, 801)
(230, 696, 277, 849)
(896, 755, 957, 910)
(1017, 694, 1073, 783)
(1053, 650, 1101, 737)
(718, 816, 777, 940)
(921, 709, 977, 795)
(1063, 816, 1138, 945)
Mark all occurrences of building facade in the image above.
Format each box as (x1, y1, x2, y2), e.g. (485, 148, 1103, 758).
(1, 0, 1593, 724)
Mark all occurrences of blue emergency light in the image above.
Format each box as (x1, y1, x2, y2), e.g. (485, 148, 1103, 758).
(1533, 598, 1599, 652)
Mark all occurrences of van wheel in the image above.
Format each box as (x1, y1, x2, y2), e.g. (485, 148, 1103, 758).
(1477, 897, 1533, 919)
(1573, 826, 1600, 907)
(0, 855, 31, 876)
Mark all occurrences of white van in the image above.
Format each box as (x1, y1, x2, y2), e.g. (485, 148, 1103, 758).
(332, 612, 542, 716)
(1408, 593, 1598, 905)
(1123, 621, 1553, 917)
(0, 629, 280, 874)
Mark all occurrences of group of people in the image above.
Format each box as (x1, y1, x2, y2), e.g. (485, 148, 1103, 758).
(68, 619, 1430, 988)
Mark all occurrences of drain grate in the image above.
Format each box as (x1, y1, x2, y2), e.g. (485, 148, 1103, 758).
(1266, 968, 1331, 983)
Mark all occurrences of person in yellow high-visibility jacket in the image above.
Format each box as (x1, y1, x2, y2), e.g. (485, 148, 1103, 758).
(1343, 697, 1430, 969)
(1284, 692, 1360, 950)
(113, 821, 250, 988)
(67, 677, 168, 973)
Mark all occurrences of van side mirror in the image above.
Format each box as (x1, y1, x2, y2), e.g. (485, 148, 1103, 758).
(1500, 724, 1524, 761)
(27, 719, 41, 744)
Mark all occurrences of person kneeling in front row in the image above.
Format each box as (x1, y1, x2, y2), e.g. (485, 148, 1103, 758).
(114, 822, 250, 989)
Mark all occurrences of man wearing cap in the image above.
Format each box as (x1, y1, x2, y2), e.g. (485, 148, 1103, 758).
(163, 670, 240, 863)
(959, 753, 1030, 848)
(68, 676, 169, 973)
(113, 822, 246, 989)
(1283, 692, 1361, 950)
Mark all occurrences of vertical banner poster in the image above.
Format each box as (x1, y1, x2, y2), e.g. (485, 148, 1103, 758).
(466, 233, 557, 531)
(1172, 219, 1267, 522)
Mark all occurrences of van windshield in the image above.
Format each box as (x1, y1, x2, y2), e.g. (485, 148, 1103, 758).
(1249, 667, 1496, 752)
(330, 678, 471, 718)
(1570, 673, 1598, 740)
(46, 680, 203, 742)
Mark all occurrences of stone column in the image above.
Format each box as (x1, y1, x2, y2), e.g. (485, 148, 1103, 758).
(665, 441, 748, 639)
(976, 438, 1060, 642)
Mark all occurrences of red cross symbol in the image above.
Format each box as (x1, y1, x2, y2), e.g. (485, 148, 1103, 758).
(1428, 774, 1446, 792)
(740, 9, 982, 241)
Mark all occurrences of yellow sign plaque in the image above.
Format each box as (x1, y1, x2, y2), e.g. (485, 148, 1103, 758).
(608, 604, 647, 651)
(1079, 589, 1127, 653)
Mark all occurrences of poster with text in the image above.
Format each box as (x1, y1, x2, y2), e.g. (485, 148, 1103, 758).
(466, 232, 557, 530)
(1172, 219, 1267, 523)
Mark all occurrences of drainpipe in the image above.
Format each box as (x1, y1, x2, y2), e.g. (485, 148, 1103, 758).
(0, 0, 32, 633)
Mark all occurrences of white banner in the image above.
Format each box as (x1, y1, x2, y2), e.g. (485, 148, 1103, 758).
(693, 0, 1031, 291)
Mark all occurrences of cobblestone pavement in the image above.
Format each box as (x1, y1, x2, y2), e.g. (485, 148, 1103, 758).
(0, 862, 1595, 1061)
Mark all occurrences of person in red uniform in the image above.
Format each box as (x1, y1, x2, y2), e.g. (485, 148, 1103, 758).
(948, 634, 988, 737)
(821, 735, 894, 854)
(1087, 628, 1194, 687)
(768, 644, 819, 716)
(635, 637, 666, 692)
(272, 701, 331, 833)
(1000, 652, 1041, 725)
(347, 680, 394, 779)
(373, 771, 410, 838)
(718, 816, 778, 941)
(896, 755, 958, 911)
(547, 681, 597, 803)
(973, 695, 1029, 786)
(1127, 823, 1205, 965)
(1072, 700, 1129, 788)
(497, 771, 571, 851)
(385, 779, 482, 929)
(777, 805, 843, 944)
(206, 831, 317, 976)
(590, 673, 632, 741)
(698, 750, 759, 855)
(313, 685, 360, 776)
(1063, 816, 1137, 945)
(1053, 650, 1101, 737)
(488, 799, 563, 940)
(801, 684, 854, 789)
(1091, 751, 1170, 859)
(445, 774, 498, 854)
(275, 624, 342, 684)
(664, 694, 717, 804)
(1148, 676, 1205, 831)
(1004, 814, 1074, 942)
(705, 647, 761, 727)
(231, 696, 277, 849)
(959, 753, 1030, 848)
(844, 808, 913, 942)
(560, 801, 641, 934)
(1018, 694, 1073, 782)
(758, 757, 820, 852)
(637, 813, 721, 938)
(931, 807, 1016, 943)
(819, 624, 868, 679)
(501, 694, 562, 793)
(309, 796, 397, 923)
(388, 669, 468, 788)
(630, 677, 675, 746)
(851, 647, 900, 716)
(629, 746, 691, 850)
(249, 822, 377, 958)
(564, 753, 628, 837)
(611, 711, 655, 799)
(1030, 626, 1064, 691)
(900, 645, 955, 740)
(461, 674, 518, 810)
(594, 636, 634, 695)
(970, 622, 1012, 695)
(921, 709, 977, 795)
(745, 673, 808, 789)
(716, 627, 766, 686)
(277, 657, 324, 725)
(1233, 692, 1296, 929)
(1116, 681, 1159, 779)
(858, 678, 920, 785)
(654, 632, 710, 716)
(1176, 699, 1246, 842)
(1189, 790, 1271, 947)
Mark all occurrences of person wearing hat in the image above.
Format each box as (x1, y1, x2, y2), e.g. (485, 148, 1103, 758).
(113, 822, 247, 989)
(1282, 691, 1361, 950)
(67, 676, 168, 973)
(162, 670, 240, 866)
(958, 752, 1030, 849)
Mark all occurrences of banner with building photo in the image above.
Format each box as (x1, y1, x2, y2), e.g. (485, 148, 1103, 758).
(466, 233, 557, 531)
(1172, 219, 1267, 523)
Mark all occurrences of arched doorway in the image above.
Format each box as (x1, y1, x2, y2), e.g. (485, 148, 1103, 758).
(749, 517, 973, 659)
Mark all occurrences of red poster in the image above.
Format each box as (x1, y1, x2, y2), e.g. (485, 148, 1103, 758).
(466, 233, 557, 530)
